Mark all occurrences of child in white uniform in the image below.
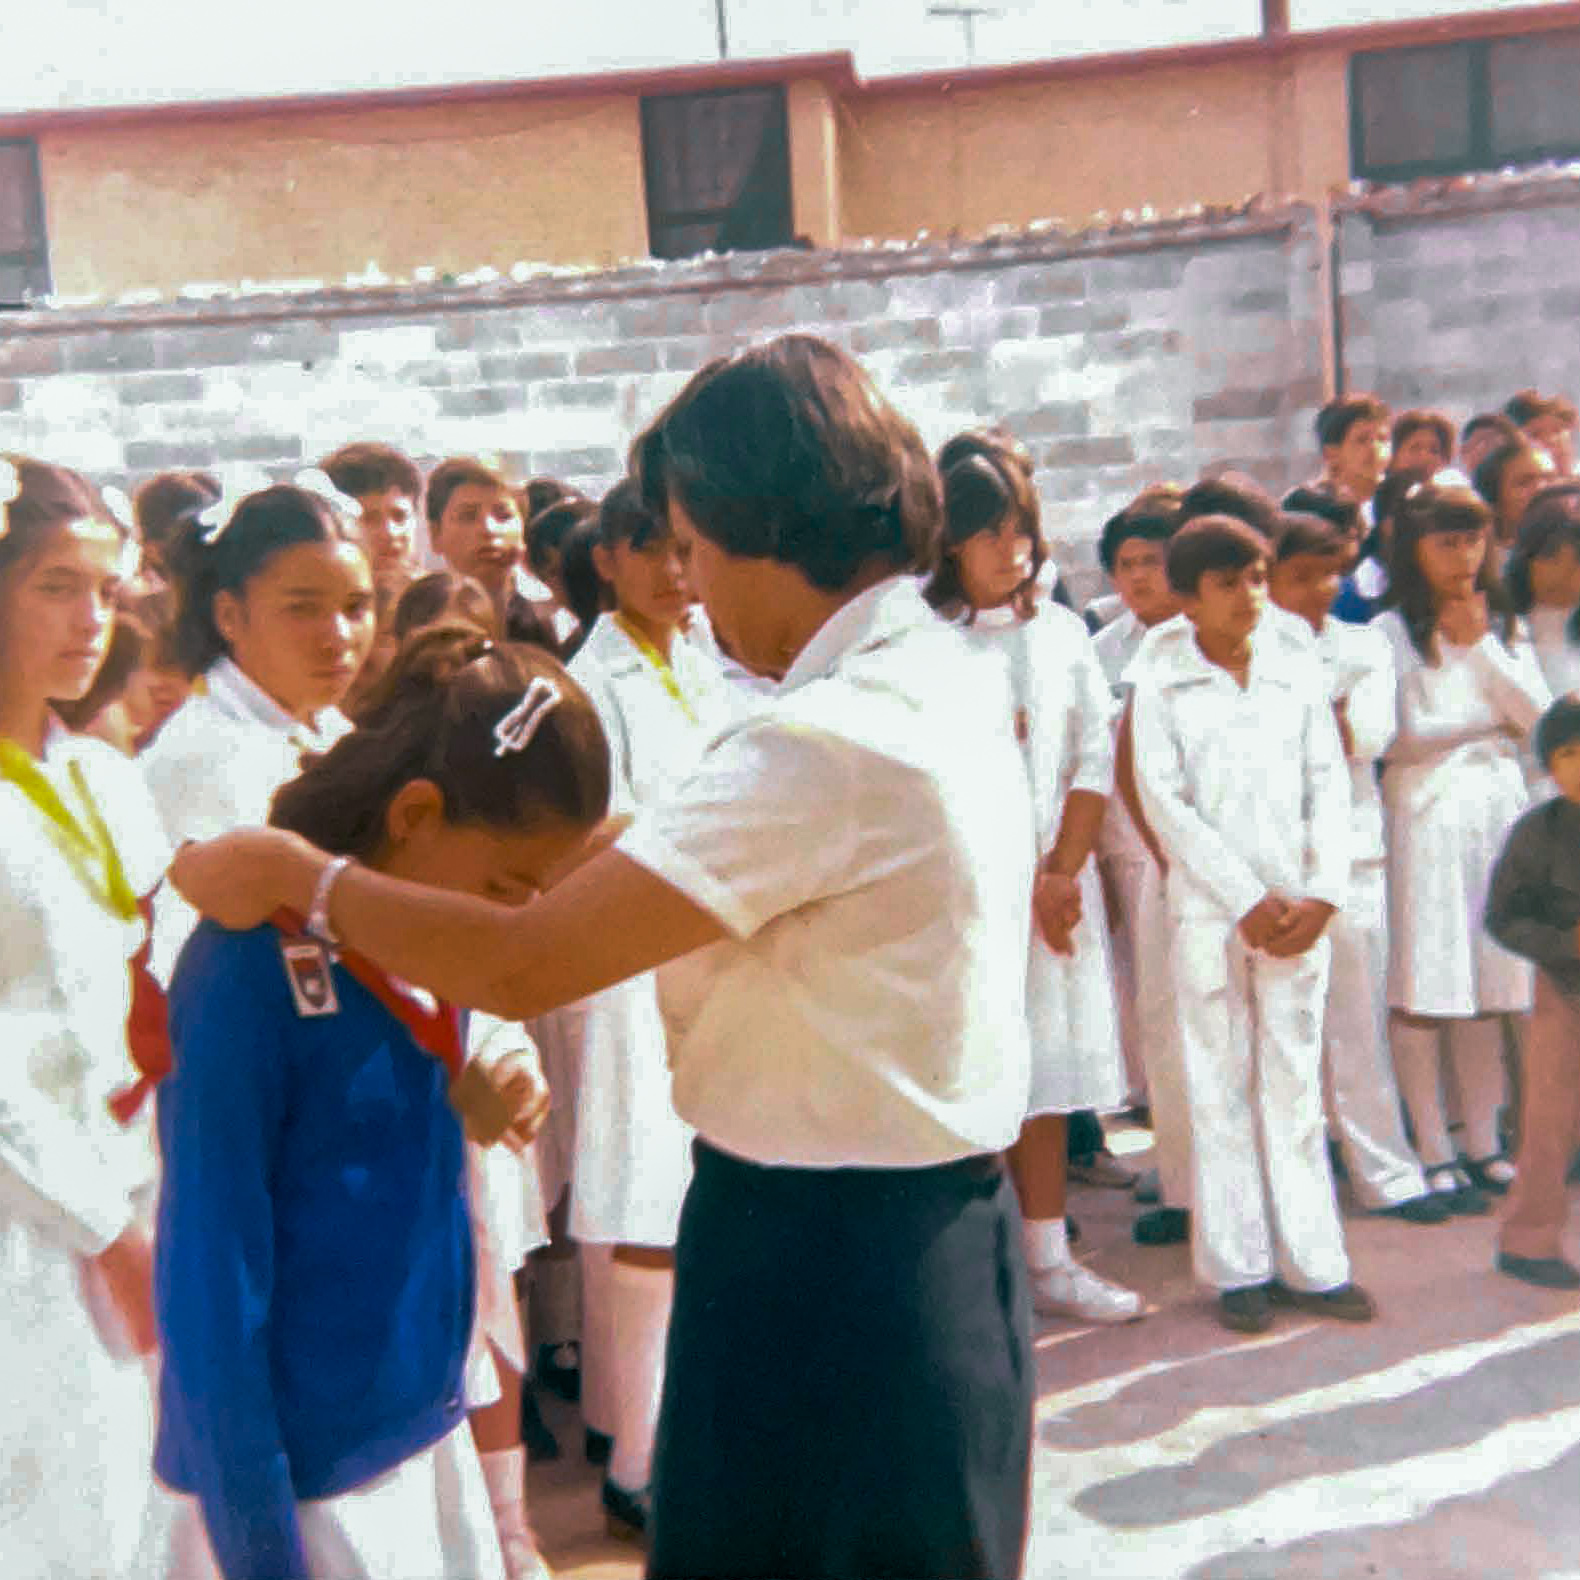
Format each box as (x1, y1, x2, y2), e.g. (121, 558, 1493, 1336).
(928, 431, 1143, 1326)
(1378, 482, 1552, 1210)
(566, 478, 732, 1530)
(1268, 514, 1442, 1223)
(0, 457, 171, 1578)
(1502, 485, 1580, 700)
(1092, 496, 1193, 1246)
(1131, 515, 1372, 1335)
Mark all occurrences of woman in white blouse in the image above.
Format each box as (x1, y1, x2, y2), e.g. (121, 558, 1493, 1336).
(172, 335, 1038, 1580)
(1502, 484, 1580, 699)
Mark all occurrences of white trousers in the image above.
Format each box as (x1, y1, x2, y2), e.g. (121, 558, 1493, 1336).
(1173, 919, 1350, 1293)
(1323, 870, 1428, 1209)
(159, 1422, 505, 1580)
(1105, 855, 1193, 1208)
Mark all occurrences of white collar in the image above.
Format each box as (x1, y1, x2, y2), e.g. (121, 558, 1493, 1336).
(204, 658, 348, 753)
(779, 577, 938, 693)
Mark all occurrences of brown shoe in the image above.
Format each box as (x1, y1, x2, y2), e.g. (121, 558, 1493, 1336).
(1268, 1281, 1376, 1321)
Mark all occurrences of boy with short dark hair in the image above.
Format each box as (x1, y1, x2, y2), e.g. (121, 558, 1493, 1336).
(1485, 696, 1580, 1288)
(1505, 389, 1578, 476)
(1314, 396, 1391, 511)
(320, 441, 424, 584)
(1130, 516, 1373, 1332)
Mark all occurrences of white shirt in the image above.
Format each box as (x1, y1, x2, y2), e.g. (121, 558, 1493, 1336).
(1130, 613, 1352, 922)
(0, 727, 169, 1254)
(1527, 604, 1580, 698)
(1316, 617, 1396, 869)
(142, 658, 354, 982)
(1092, 608, 1153, 867)
(617, 577, 1035, 1169)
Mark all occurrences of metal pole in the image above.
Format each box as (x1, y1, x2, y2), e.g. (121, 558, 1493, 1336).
(715, 0, 729, 59)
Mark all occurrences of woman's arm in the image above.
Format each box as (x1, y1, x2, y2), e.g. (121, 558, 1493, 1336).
(171, 831, 727, 1021)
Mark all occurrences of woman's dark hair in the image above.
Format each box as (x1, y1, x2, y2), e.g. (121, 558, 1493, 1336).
(526, 495, 595, 577)
(1503, 483, 1580, 620)
(132, 470, 222, 566)
(0, 455, 126, 592)
(1461, 411, 1520, 447)
(923, 430, 1046, 621)
(1166, 515, 1269, 597)
(522, 476, 579, 523)
(53, 612, 147, 731)
(634, 334, 940, 592)
(559, 515, 608, 633)
(1098, 485, 1181, 573)
(598, 476, 668, 552)
(1390, 409, 1455, 465)
(1383, 481, 1513, 657)
(319, 442, 423, 505)
(163, 483, 366, 678)
(391, 571, 500, 646)
(1177, 474, 1280, 537)
(271, 623, 610, 861)
(1474, 438, 1545, 523)
(1279, 485, 1361, 537)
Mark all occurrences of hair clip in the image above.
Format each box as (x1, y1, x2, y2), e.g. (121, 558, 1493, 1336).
(293, 467, 362, 522)
(0, 457, 18, 542)
(492, 677, 562, 758)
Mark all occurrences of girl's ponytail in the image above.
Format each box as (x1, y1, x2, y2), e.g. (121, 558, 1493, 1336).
(271, 623, 609, 860)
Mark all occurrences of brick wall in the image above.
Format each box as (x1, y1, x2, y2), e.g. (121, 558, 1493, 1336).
(0, 204, 1327, 603)
(1336, 172, 1580, 420)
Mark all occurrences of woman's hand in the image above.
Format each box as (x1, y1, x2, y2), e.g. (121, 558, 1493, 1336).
(1032, 872, 1082, 956)
(169, 828, 325, 930)
(450, 1046, 551, 1152)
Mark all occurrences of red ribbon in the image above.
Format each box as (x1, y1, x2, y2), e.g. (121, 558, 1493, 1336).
(108, 896, 172, 1126)
(269, 909, 465, 1078)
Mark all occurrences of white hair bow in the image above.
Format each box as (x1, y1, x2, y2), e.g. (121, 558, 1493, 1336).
(493, 677, 562, 758)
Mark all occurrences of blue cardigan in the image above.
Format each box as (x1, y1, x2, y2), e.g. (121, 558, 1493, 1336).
(154, 921, 474, 1580)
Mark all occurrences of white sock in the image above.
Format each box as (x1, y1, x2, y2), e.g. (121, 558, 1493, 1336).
(579, 1242, 617, 1438)
(1390, 1020, 1455, 1168)
(1449, 1018, 1509, 1160)
(607, 1259, 673, 1494)
(1022, 1215, 1071, 1272)
(479, 1447, 549, 1580)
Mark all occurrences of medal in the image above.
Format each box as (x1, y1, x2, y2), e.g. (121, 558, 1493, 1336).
(279, 935, 340, 1018)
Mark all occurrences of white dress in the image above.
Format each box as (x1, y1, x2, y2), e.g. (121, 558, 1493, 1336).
(567, 616, 732, 1245)
(1376, 611, 1551, 1016)
(960, 602, 1125, 1117)
(1526, 604, 1580, 698)
(0, 725, 170, 1580)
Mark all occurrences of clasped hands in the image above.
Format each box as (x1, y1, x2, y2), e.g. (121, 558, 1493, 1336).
(1237, 892, 1335, 956)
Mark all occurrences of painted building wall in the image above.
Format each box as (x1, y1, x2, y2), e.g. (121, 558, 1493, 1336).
(25, 47, 1354, 302)
(37, 92, 650, 300)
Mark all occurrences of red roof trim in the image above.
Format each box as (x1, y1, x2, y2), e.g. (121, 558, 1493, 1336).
(2, 3, 1578, 134)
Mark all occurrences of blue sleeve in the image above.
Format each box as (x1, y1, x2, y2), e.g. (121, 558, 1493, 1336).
(156, 926, 308, 1580)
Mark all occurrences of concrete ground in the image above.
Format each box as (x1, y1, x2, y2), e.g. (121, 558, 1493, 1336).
(526, 1125, 1580, 1579)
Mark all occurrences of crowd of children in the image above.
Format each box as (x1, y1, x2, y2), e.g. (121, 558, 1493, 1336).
(4, 351, 1580, 1580)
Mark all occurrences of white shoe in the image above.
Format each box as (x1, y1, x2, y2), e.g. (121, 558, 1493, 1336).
(1030, 1260, 1146, 1324)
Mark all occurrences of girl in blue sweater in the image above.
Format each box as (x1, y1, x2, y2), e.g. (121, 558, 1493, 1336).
(153, 624, 610, 1580)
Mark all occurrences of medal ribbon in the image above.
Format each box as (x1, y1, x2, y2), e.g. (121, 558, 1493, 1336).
(271, 910, 465, 1078)
(615, 615, 698, 724)
(0, 738, 139, 921)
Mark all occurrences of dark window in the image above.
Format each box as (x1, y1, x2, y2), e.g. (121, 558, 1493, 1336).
(640, 86, 793, 260)
(0, 139, 49, 307)
(1352, 28, 1580, 181)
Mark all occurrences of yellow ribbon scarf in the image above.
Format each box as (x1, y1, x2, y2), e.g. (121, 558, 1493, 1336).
(615, 615, 698, 724)
(0, 737, 139, 921)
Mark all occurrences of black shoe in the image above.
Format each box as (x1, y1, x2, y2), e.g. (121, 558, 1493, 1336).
(1134, 1206, 1190, 1246)
(519, 1387, 559, 1463)
(1425, 1163, 1492, 1216)
(1378, 1193, 1452, 1225)
(1218, 1284, 1274, 1333)
(1066, 1213, 1081, 1245)
(1497, 1253, 1580, 1289)
(602, 1477, 650, 1543)
(1462, 1154, 1515, 1197)
(1133, 1168, 1161, 1205)
(535, 1340, 581, 1403)
(1268, 1280, 1377, 1321)
(585, 1426, 612, 1466)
